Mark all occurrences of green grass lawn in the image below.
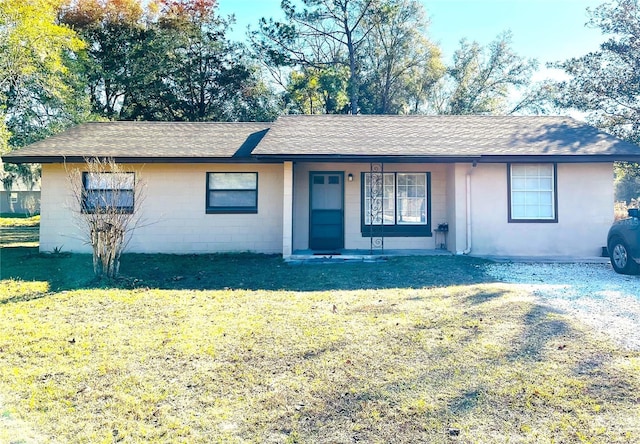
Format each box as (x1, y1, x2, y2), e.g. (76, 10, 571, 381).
(0, 223, 639, 443)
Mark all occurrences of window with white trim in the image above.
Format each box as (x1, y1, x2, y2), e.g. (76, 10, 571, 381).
(362, 172, 431, 236)
(508, 163, 557, 222)
(206, 172, 258, 214)
(82, 172, 134, 214)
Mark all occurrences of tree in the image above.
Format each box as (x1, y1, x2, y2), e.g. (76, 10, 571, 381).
(550, 0, 640, 201)
(429, 32, 538, 115)
(59, 0, 146, 120)
(285, 66, 349, 113)
(1, 0, 86, 146)
(152, 1, 278, 121)
(60, 0, 279, 121)
(551, 0, 640, 142)
(253, 0, 382, 114)
(0, 0, 87, 192)
(358, 0, 443, 114)
(66, 158, 145, 278)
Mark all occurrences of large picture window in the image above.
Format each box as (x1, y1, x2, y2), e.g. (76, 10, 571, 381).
(82, 172, 134, 214)
(206, 172, 258, 214)
(508, 163, 557, 222)
(362, 172, 431, 237)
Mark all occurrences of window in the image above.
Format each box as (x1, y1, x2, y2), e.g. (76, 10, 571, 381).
(508, 163, 557, 222)
(9, 192, 18, 204)
(207, 172, 257, 214)
(362, 172, 431, 236)
(82, 172, 134, 213)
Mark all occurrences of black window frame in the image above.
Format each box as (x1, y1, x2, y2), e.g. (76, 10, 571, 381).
(82, 172, 135, 214)
(206, 172, 258, 214)
(360, 171, 432, 237)
(507, 163, 558, 223)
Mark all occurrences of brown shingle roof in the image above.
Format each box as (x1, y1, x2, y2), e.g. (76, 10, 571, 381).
(253, 115, 640, 159)
(1, 121, 270, 163)
(3, 115, 640, 163)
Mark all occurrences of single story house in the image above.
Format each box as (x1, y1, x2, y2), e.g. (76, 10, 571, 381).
(0, 164, 41, 216)
(3, 115, 640, 258)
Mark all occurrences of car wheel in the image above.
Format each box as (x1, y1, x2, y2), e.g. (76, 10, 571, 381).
(609, 238, 639, 275)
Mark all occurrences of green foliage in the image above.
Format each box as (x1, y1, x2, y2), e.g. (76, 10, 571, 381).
(551, 0, 640, 200)
(0, 118, 9, 155)
(358, 0, 444, 114)
(0, 0, 89, 148)
(60, 0, 278, 122)
(433, 32, 538, 115)
(286, 67, 349, 114)
(252, 0, 383, 114)
(614, 162, 640, 203)
(551, 0, 640, 143)
(257, 1, 538, 116)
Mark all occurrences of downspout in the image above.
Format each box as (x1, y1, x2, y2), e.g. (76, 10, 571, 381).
(463, 161, 477, 255)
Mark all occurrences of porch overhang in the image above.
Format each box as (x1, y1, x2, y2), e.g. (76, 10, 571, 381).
(252, 154, 640, 164)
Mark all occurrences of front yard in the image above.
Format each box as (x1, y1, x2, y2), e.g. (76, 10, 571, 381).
(0, 221, 639, 443)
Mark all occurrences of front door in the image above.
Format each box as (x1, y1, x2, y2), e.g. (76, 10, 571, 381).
(309, 172, 344, 250)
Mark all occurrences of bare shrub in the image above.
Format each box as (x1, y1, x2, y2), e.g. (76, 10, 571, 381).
(66, 158, 145, 278)
(22, 194, 39, 216)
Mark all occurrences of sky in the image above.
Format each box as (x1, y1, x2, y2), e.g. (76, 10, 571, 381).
(217, 0, 608, 80)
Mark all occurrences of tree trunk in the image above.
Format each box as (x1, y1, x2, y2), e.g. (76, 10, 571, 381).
(347, 40, 359, 114)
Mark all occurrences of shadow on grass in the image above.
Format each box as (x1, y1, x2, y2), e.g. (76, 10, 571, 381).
(465, 290, 508, 305)
(508, 305, 570, 362)
(279, 297, 634, 443)
(0, 291, 50, 306)
(0, 226, 39, 246)
(0, 247, 495, 292)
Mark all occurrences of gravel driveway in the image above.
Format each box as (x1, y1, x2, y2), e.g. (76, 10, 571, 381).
(484, 262, 640, 351)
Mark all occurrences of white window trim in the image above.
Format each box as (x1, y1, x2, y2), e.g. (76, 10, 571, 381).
(508, 163, 558, 223)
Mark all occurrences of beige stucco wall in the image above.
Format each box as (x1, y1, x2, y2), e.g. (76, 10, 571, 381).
(40, 160, 614, 258)
(39, 163, 284, 254)
(464, 162, 614, 257)
(446, 163, 470, 254)
(291, 162, 448, 251)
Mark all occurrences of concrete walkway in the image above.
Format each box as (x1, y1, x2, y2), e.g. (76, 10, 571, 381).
(287, 248, 452, 263)
(287, 249, 610, 265)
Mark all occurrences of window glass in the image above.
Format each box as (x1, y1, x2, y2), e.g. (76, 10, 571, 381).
(82, 172, 134, 213)
(364, 173, 395, 225)
(510, 164, 556, 221)
(209, 190, 257, 208)
(85, 172, 134, 190)
(363, 172, 427, 226)
(208, 172, 256, 190)
(397, 173, 426, 224)
(312, 176, 342, 210)
(207, 172, 258, 213)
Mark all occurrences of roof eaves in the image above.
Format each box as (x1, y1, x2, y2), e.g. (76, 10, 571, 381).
(478, 154, 640, 163)
(1, 155, 285, 164)
(252, 154, 483, 163)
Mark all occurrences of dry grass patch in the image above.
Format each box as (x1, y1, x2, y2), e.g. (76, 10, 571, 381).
(0, 215, 40, 227)
(1, 281, 638, 443)
(0, 216, 39, 248)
